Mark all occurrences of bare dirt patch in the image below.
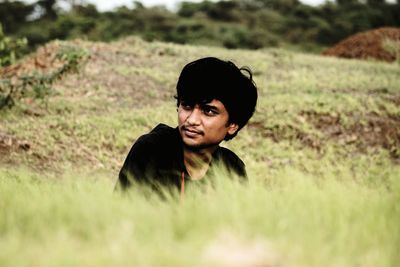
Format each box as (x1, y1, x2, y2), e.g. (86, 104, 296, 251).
(303, 111, 400, 156)
(248, 111, 400, 159)
(247, 122, 322, 151)
(0, 42, 67, 78)
(322, 27, 400, 62)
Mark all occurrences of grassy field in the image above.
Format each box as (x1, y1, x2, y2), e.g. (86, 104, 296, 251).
(1, 37, 399, 267)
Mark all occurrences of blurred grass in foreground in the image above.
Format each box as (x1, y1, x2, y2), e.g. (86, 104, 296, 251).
(1, 166, 399, 267)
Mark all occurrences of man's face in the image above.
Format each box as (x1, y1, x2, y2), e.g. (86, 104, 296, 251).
(178, 99, 239, 150)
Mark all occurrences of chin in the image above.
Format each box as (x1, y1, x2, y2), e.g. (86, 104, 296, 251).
(182, 139, 202, 149)
(183, 140, 218, 151)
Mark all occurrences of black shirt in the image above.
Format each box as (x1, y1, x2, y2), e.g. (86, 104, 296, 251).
(118, 124, 246, 191)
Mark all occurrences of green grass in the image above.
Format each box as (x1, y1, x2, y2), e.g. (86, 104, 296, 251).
(0, 166, 399, 267)
(1, 37, 399, 266)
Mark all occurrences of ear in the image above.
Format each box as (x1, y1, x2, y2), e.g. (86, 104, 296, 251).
(227, 123, 239, 135)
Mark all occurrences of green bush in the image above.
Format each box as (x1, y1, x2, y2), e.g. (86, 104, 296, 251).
(0, 23, 27, 67)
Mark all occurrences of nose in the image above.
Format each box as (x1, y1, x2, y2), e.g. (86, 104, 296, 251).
(186, 107, 201, 125)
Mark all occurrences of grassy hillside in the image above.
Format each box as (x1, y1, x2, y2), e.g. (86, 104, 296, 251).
(1, 38, 399, 267)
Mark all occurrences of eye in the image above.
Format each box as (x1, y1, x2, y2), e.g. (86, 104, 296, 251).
(202, 107, 217, 116)
(180, 103, 193, 110)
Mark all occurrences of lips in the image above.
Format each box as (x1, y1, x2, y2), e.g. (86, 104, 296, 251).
(182, 126, 203, 137)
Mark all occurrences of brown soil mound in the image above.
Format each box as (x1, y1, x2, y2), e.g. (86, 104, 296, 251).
(322, 27, 400, 62)
(0, 41, 68, 78)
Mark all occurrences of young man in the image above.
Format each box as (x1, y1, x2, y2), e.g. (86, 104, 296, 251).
(118, 57, 257, 193)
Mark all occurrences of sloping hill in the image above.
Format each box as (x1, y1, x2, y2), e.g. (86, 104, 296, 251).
(1, 37, 399, 177)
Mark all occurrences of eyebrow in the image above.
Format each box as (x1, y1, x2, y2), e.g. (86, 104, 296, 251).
(201, 103, 219, 111)
(180, 100, 222, 112)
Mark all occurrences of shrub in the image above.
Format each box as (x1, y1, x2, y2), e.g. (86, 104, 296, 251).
(0, 44, 89, 109)
(0, 23, 28, 67)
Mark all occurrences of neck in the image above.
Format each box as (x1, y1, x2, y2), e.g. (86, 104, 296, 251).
(183, 145, 217, 180)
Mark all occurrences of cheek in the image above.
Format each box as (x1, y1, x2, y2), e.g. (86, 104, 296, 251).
(204, 118, 226, 131)
(178, 111, 187, 124)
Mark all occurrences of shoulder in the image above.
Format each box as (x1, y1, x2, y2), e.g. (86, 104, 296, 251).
(215, 146, 247, 178)
(124, 123, 179, 164)
(118, 123, 180, 188)
(135, 123, 178, 148)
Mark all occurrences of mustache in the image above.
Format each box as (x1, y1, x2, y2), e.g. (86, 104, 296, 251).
(181, 125, 204, 135)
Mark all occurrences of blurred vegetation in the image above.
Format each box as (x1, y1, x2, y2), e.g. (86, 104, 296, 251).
(0, 45, 89, 109)
(0, 23, 28, 67)
(0, 0, 399, 56)
(0, 166, 398, 267)
(382, 38, 400, 62)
